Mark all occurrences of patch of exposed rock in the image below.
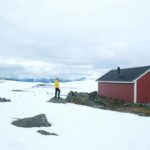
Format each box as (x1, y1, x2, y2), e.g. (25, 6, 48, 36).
(65, 91, 150, 116)
(0, 97, 11, 102)
(11, 114, 51, 128)
(37, 130, 58, 136)
(48, 97, 67, 104)
(66, 91, 97, 106)
(32, 84, 47, 88)
(12, 89, 25, 92)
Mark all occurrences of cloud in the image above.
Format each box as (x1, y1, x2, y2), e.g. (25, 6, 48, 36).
(0, 0, 150, 79)
(0, 58, 99, 79)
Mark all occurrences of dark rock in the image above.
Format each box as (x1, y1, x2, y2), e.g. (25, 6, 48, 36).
(12, 90, 25, 92)
(37, 130, 58, 136)
(0, 97, 11, 102)
(144, 103, 150, 108)
(66, 91, 97, 106)
(66, 91, 129, 107)
(11, 114, 51, 128)
(48, 97, 67, 104)
(65, 90, 150, 117)
(66, 91, 88, 104)
(65, 91, 77, 103)
(32, 84, 47, 88)
(88, 91, 97, 100)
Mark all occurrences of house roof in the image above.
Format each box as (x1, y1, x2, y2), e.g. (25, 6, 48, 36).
(97, 66, 150, 83)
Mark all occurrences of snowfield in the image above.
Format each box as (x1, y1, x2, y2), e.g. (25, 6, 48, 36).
(0, 80, 150, 150)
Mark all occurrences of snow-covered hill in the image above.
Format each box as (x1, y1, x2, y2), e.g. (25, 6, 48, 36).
(0, 80, 150, 150)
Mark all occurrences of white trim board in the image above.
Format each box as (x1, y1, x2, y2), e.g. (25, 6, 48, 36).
(134, 81, 137, 103)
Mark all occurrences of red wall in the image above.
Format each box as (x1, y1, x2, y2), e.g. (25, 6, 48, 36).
(98, 82, 134, 102)
(137, 71, 150, 103)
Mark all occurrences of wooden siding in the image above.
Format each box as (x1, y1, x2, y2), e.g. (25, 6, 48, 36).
(98, 82, 134, 102)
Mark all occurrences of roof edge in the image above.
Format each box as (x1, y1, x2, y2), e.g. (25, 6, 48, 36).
(133, 69, 150, 82)
(98, 69, 150, 84)
(98, 81, 133, 84)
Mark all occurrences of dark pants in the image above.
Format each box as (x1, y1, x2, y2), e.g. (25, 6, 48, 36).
(55, 88, 60, 98)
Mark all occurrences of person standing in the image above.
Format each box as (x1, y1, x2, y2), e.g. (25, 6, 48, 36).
(54, 78, 61, 99)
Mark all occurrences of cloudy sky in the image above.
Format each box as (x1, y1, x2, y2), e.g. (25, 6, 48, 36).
(0, 0, 150, 79)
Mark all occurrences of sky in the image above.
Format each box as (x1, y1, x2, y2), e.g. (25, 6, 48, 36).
(0, 0, 150, 79)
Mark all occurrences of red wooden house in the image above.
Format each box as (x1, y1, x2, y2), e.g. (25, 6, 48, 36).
(97, 66, 150, 103)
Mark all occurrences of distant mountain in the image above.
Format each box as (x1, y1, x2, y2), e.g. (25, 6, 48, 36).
(0, 77, 86, 83)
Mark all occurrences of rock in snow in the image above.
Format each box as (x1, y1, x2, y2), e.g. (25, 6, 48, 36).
(11, 114, 51, 128)
(66, 91, 97, 106)
(37, 130, 58, 136)
(48, 97, 67, 104)
(0, 97, 11, 102)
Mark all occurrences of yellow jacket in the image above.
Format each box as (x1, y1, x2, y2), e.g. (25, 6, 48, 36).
(54, 79, 59, 88)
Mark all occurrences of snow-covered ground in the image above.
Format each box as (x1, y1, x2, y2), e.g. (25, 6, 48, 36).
(0, 80, 150, 150)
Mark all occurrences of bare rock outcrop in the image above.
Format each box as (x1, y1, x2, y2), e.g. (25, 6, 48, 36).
(48, 97, 67, 104)
(12, 114, 51, 128)
(0, 97, 11, 102)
